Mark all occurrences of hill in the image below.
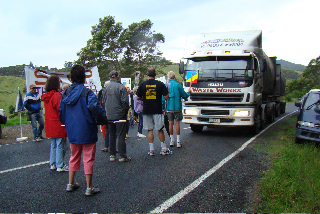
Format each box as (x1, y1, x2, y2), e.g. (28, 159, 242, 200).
(277, 59, 306, 71)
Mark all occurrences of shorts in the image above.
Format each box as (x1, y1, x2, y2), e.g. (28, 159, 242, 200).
(167, 111, 183, 122)
(143, 114, 164, 131)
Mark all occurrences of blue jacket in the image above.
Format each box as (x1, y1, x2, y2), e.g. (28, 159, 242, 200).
(59, 83, 107, 145)
(24, 91, 42, 113)
(166, 79, 190, 112)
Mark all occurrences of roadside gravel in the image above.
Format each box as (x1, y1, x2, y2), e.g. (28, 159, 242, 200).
(0, 124, 46, 144)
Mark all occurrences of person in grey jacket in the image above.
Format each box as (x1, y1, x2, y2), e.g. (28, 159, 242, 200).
(100, 71, 131, 162)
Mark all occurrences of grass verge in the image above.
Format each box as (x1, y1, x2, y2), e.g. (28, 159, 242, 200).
(253, 115, 320, 212)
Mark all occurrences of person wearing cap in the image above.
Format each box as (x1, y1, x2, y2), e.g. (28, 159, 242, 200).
(100, 70, 131, 162)
(136, 67, 171, 156)
(24, 84, 45, 141)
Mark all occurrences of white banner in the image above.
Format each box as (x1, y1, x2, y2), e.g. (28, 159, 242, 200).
(24, 66, 102, 95)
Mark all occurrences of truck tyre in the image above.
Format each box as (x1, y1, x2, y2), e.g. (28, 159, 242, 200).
(251, 113, 261, 135)
(280, 102, 286, 114)
(275, 103, 281, 117)
(260, 110, 266, 130)
(266, 104, 275, 123)
(190, 124, 203, 132)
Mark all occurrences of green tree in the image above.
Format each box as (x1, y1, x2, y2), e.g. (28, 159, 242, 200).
(121, 19, 165, 79)
(75, 16, 124, 83)
(75, 16, 171, 84)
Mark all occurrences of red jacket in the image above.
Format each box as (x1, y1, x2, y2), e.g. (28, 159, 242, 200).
(41, 90, 67, 138)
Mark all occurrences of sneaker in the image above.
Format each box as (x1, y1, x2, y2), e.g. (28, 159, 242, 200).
(110, 155, 116, 162)
(85, 187, 100, 196)
(50, 164, 56, 170)
(177, 142, 182, 148)
(33, 137, 40, 142)
(138, 133, 146, 138)
(119, 157, 132, 162)
(148, 150, 155, 156)
(38, 136, 45, 140)
(57, 164, 68, 172)
(160, 149, 173, 155)
(66, 183, 80, 192)
(170, 141, 175, 147)
(137, 132, 139, 137)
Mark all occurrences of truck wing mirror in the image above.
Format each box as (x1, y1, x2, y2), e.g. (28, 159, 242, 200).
(295, 102, 301, 108)
(179, 61, 184, 74)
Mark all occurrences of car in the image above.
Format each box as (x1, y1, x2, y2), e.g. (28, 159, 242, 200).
(295, 89, 320, 144)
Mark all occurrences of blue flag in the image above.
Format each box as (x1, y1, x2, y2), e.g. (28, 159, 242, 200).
(15, 87, 24, 112)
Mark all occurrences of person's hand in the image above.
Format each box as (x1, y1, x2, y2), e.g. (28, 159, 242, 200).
(188, 88, 191, 93)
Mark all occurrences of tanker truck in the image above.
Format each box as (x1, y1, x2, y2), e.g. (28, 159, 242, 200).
(179, 30, 286, 134)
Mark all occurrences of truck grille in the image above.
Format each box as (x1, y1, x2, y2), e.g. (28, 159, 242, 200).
(201, 110, 229, 116)
(190, 93, 244, 102)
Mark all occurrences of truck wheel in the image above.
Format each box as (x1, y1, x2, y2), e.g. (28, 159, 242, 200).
(275, 104, 281, 117)
(251, 113, 261, 135)
(266, 105, 275, 123)
(280, 102, 286, 114)
(260, 110, 266, 130)
(190, 124, 203, 132)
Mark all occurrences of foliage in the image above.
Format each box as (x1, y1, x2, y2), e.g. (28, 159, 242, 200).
(253, 116, 320, 213)
(75, 16, 171, 84)
(285, 56, 320, 99)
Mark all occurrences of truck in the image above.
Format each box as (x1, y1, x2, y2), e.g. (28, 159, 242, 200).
(179, 30, 286, 134)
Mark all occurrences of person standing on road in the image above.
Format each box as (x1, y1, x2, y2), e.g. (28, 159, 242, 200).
(133, 86, 146, 138)
(59, 65, 107, 196)
(166, 71, 191, 148)
(41, 75, 68, 172)
(24, 84, 45, 142)
(100, 70, 131, 162)
(136, 67, 171, 156)
(98, 80, 110, 153)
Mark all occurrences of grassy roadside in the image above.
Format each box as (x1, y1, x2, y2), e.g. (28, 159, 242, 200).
(252, 115, 320, 212)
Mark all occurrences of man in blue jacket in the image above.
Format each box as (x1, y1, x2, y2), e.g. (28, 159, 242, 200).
(166, 71, 191, 148)
(24, 84, 44, 141)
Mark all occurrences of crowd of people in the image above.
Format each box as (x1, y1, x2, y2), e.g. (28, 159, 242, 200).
(23, 65, 191, 196)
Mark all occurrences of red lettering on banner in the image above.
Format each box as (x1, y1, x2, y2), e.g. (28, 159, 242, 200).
(34, 70, 48, 85)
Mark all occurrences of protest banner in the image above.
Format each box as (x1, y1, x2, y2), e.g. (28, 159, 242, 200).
(24, 66, 102, 95)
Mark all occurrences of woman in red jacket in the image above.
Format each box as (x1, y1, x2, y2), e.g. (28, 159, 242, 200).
(42, 75, 68, 172)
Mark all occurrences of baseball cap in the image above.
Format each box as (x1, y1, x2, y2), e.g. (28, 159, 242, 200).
(109, 71, 119, 78)
(30, 84, 36, 89)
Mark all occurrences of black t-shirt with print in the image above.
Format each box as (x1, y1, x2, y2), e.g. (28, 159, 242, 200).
(137, 79, 168, 115)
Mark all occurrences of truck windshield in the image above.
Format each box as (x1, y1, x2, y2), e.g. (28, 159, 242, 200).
(185, 56, 254, 81)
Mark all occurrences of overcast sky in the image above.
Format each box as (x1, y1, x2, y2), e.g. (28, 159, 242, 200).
(0, 0, 317, 69)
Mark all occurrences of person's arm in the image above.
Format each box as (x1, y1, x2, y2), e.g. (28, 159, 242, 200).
(87, 91, 107, 125)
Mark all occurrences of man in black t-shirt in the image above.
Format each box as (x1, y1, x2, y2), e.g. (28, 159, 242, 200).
(136, 68, 172, 156)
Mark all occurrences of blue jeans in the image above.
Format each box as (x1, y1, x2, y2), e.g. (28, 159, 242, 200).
(30, 112, 44, 138)
(138, 112, 143, 134)
(50, 138, 64, 168)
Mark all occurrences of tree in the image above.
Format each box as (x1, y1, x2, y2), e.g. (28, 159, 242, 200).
(75, 16, 171, 84)
(75, 16, 124, 83)
(121, 19, 165, 79)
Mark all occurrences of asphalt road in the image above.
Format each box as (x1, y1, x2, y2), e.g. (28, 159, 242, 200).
(0, 103, 298, 213)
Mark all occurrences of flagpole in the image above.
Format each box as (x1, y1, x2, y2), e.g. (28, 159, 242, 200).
(15, 87, 28, 142)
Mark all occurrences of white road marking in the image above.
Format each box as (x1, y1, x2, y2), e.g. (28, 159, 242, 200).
(150, 110, 298, 213)
(0, 161, 49, 174)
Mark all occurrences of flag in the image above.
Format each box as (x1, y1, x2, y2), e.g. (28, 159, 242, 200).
(186, 71, 198, 83)
(15, 87, 24, 112)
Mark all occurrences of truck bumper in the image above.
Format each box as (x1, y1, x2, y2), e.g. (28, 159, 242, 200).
(182, 106, 255, 127)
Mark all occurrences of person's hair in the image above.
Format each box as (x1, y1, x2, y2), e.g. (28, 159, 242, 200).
(147, 67, 156, 77)
(71, 65, 86, 84)
(168, 71, 175, 79)
(45, 75, 61, 92)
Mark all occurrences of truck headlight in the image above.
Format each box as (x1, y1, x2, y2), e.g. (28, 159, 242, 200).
(234, 110, 249, 117)
(184, 109, 198, 115)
